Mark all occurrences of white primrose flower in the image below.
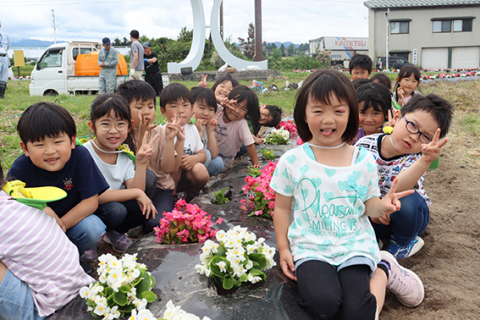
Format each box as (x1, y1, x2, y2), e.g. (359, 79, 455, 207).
(244, 231, 256, 242)
(163, 300, 183, 319)
(107, 269, 124, 290)
(216, 261, 227, 273)
(133, 298, 148, 311)
(247, 274, 262, 284)
(215, 230, 226, 242)
(246, 244, 256, 254)
(199, 252, 210, 265)
(93, 303, 110, 316)
(127, 287, 137, 302)
(136, 309, 157, 320)
(128, 309, 138, 320)
(245, 260, 254, 270)
(226, 252, 246, 266)
(195, 264, 207, 275)
(121, 253, 138, 271)
(202, 239, 218, 254)
(103, 306, 120, 320)
(232, 264, 247, 277)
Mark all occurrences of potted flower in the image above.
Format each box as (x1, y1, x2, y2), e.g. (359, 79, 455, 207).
(265, 127, 290, 145)
(195, 226, 276, 294)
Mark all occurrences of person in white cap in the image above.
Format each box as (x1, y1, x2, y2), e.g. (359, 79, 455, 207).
(0, 20, 10, 99)
(98, 37, 119, 94)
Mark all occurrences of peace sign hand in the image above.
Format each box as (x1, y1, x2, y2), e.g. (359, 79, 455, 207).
(397, 87, 405, 107)
(198, 74, 209, 88)
(206, 111, 222, 133)
(421, 128, 448, 164)
(377, 178, 414, 216)
(165, 115, 179, 141)
(136, 131, 160, 165)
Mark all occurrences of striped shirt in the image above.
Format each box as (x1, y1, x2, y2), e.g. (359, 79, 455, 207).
(0, 191, 94, 317)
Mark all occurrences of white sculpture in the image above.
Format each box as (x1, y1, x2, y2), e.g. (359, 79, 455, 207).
(167, 0, 268, 74)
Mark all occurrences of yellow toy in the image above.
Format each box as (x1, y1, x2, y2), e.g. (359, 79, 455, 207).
(2, 180, 67, 210)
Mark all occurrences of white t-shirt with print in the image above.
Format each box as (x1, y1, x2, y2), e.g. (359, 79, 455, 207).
(355, 133, 431, 206)
(166, 123, 204, 156)
(270, 145, 381, 266)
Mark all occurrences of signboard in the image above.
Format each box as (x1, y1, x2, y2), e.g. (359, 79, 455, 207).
(413, 49, 417, 65)
(323, 37, 369, 50)
(14, 50, 25, 67)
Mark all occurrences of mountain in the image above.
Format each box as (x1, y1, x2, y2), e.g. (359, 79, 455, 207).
(11, 39, 56, 47)
(271, 41, 301, 48)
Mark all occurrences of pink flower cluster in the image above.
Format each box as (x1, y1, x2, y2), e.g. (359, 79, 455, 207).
(276, 120, 298, 136)
(240, 161, 278, 219)
(421, 71, 478, 80)
(154, 199, 222, 244)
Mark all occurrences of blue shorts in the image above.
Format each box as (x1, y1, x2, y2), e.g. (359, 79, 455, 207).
(0, 269, 46, 320)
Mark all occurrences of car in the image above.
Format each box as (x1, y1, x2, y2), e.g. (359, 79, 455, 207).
(376, 56, 414, 70)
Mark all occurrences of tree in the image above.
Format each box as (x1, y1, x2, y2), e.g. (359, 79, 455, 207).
(113, 37, 122, 46)
(287, 44, 295, 56)
(280, 43, 285, 57)
(237, 22, 255, 60)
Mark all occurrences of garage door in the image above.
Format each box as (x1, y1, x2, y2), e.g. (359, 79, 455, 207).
(452, 47, 480, 69)
(421, 48, 448, 69)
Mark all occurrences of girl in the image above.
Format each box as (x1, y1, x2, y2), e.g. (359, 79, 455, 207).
(214, 85, 261, 171)
(271, 69, 424, 319)
(210, 74, 239, 106)
(83, 93, 158, 259)
(393, 65, 421, 107)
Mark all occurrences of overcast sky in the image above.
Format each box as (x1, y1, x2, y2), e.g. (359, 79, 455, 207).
(2, 0, 369, 45)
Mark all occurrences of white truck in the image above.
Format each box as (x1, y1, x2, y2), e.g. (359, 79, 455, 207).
(29, 41, 128, 96)
(309, 37, 369, 66)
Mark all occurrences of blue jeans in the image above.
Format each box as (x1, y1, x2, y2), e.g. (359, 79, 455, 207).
(371, 191, 430, 245)
(145, 170, 157, 199)
(148, 188, 173, 233)
(204, 148, 224, 176)
(66, 214, 106, 256)
(0, 269, 46, 320)
(95, 200, 149, 235)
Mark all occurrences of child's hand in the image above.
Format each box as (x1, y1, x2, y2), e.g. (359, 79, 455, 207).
(206, 111, 222, 134)
(250, 163, 262, 169)
(378, 178, 414, 215)
(136, 191, 157, 220)
(180, 154, 196, 171)
(397, 87, 405, 107)
(165, 115, 180, 140)
(253, 134, 264, 145)
(44, 206, 66, 232)
(177, 123, 186, 142)
(279, 248, 297, 281)
(198, 74, 208, 88)
(371, 214, 391, 225)
(421, 128, 448, 164)
(385, 109, 398, 128)
(136, 131, 159, 165)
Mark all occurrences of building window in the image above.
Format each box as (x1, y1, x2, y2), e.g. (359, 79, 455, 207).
(391, 21, 409, 34)
(433, 18, 473, 32)
(453, 19, 472, 32)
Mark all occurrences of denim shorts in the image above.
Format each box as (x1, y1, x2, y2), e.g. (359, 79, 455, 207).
(0, 269, 46, 320)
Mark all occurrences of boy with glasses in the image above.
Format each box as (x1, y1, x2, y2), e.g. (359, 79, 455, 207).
(356, 94, 453, 258)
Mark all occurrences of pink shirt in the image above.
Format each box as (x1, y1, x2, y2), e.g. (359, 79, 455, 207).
(213, 105, 255, 160)
(0, 191, 94, 317)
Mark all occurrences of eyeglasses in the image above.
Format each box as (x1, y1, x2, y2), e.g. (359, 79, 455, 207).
(404, 116, 432, 144)
(97, 121, 129, 132)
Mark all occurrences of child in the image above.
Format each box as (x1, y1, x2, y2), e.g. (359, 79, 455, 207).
(349, 53, 373, 81)
(371, 73, 392, 91)
(8, 103, 109, 259)
(272, 69, 424, 319)
(191, 86, 224, 176)
(210, 74, 240, 106)
(356, 93, 453, 258)
(355, 82, 392, 143)
(352, 78, 372, 90)
(161, 83, 209, 202)
(82, 94, 158, 259)
(392, 65, 421, 107)
(214, 85, 261, 171)
(253, 103, 283, 145)
(0, 161, 95, 319)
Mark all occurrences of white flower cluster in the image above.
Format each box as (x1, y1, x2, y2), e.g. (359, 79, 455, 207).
(195, 226, 276, 285)
(162, 300, 211, 320)
(271, 128, 290, 140)
(79, 253, 153, 320)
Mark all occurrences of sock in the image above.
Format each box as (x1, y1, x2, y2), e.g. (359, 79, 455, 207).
(378, 261, 390, 280)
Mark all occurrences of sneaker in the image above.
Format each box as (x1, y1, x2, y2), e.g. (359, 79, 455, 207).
(127, 225, 146, 238)
(81, 247, 98, 262)
(381, 250, 424, 307)
(80, 259, 94, 276)
(104, 231, 133, 252)
(388, 236, 425, 259)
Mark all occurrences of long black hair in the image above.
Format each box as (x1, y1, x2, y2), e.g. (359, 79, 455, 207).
(228, 85, 261, 135)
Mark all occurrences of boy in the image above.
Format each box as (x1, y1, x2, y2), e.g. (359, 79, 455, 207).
(0, 161, 94, 319)
(161, 83, 209, 202)
(7, 102, 109, 259)
(349, 53, 373, 81)
(356, 93, 453, 258)
(117, 80, 179, 233)
(259, 104, 282, 128)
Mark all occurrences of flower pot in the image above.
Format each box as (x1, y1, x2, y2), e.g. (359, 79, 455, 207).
(209, 278, 238, 296)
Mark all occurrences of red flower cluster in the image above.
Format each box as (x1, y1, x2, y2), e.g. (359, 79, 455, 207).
(276, 120, 297, 136)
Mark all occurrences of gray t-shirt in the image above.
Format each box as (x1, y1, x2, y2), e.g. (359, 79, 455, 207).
(130, 40, 144, 71)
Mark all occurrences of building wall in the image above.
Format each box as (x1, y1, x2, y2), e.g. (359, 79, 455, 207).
(368, 5, 480, 68)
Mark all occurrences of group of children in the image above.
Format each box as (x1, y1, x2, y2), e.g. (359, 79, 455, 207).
(0, 55, 453, 319)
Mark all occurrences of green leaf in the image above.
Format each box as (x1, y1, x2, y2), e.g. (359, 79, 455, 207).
(239, 274, 248, 282)
(119, 285, 130, 293)
(104, 287, 113, 297)
(149, 274, 156, 287)
(249, 268, 266, 279)
(223, 277, 234, 290)
(112, 291, 128, 306)
(142, 290, 157, 303)
(249, 253, 267, 270)
(135, 276, 151, 297)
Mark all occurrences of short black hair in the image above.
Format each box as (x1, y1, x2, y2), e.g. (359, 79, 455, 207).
(370, 73, 392, 91)
(357, 82, 392, 120)
(117, 80, 156, 107)
(349, 54, 373, 74)
(264, 105, 282, 127)
(294, 69, 359, 144)
(130, 30, 139, 39)
(393, 65, 422, 102)
(18, 102, 76, 145)
(160, 82, 194, 110)
(228, 85, 261, 135)
(191, 87, 217, 112)
(211, 74, 239, 94)
(352, 78, 372, 90)
(401, 93, 453, 139)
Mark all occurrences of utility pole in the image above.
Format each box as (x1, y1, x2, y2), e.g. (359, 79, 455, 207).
(52, 9, 57, 44)
(220, 3, 224, 40)
(253, 0, 264, 61)
(385, 8, 390, 70)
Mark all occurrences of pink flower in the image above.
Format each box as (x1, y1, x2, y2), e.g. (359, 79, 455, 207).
(216, 218, 223, 224)
(255, 210, 263, 216)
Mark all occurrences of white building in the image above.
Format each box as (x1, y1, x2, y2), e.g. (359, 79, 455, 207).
(364, 0, 480, 69)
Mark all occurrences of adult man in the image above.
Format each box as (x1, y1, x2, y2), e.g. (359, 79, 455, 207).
(98, 37, 119, 94)
(128, 30, 144, 81)
(143, 41, 163, 95)
(0, 20, 10, 99)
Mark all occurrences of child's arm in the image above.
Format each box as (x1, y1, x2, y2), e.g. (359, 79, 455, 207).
(365, 178, 414, 218)
(60, 194, 99, 230)
(181, 149, 207, 171)
(135, 112, 157, 151)
(206, 111, 222, 158)
(273, 193, 297, 281)
(173, 126, 185, 172)
(98, 188, 157, 219)
(396, 128, 448, 192)
(160, 120, 179, 174)
(44, 206, 66, 232)
(245, 143, 261, 168)
(128, 131, 159, 190)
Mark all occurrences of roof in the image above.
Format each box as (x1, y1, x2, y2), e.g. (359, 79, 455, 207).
(364, 0, 480, 9)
